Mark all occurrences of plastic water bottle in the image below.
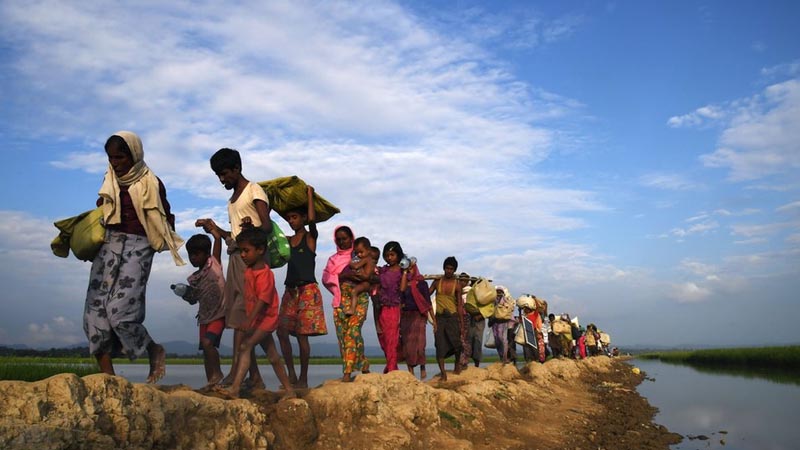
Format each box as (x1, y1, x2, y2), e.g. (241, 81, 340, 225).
(399, 255, 417, 269)
(170, 283, 190, 297)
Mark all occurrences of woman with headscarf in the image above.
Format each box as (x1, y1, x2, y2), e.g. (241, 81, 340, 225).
(84, 131, 184, 383)
(399, 261, 433, 379)
(322, 226, 371, 381)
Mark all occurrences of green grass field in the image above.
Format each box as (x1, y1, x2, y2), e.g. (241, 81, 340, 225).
(638, 345, 800, 370)
(0, 357, 99, 381)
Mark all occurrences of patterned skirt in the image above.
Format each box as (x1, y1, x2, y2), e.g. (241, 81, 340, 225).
(83, 230, 154, 359)
(333, 283, 370, 374)
(400, 309, 427, 366)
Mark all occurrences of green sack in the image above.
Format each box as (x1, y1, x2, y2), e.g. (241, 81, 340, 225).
(266, 220, 291, 268)
(51, 207, 106, 261)
(258, 176, 340, 223)
(465, 288, 495, 319)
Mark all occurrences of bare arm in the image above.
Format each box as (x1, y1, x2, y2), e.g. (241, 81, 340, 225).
(196, 218, 232, 241)
(254, 199, 272, 233)
(400, 268, 410, 293)
(429, 279, 439, 295)
(210, 229, 222, 264)
(306, 186, 318, 251)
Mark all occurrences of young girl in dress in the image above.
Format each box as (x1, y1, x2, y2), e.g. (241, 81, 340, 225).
(376, 241, 406, 373)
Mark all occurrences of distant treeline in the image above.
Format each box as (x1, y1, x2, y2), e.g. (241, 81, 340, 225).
(638, 345, 800, 370)
(0, 346, 90, 358)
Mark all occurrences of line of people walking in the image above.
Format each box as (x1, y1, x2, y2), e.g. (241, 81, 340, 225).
(78, 131, 611, 398)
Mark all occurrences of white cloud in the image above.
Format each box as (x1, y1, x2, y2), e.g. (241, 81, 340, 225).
(760, 60, 800, 79)
(25, 317, 84, 347)
(730, 221, 798, 238)
(667, 220, 718, 239)
(699, 79, 800, 181)
(639, 173, 700, 191)
(776, 201, 800, 213)
(734, 237, 767, 245)
(669, 282, 712, 303)
(666, 104, 725, 128)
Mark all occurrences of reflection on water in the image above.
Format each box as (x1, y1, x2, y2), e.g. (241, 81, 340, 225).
(635, 359, 800, 450)
(113, 363, 389, 390)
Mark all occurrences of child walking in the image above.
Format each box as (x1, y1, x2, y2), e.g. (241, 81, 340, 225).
(174, 233, 226, 387)
(277, 185, 329, 389)
(376, 241, 406, 373)
(223, 227, 293, 398)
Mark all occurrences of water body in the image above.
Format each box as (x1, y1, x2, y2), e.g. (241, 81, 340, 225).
(114, 363, 390, 389)
(635, 359, 800, 450)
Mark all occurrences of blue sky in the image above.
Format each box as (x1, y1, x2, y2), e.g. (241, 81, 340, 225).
(1, 0, 798, 350)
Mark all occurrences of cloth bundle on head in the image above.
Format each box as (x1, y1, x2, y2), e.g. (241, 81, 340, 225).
(517, 294, 536, 310)
(98, 131, 185, 265)
(322, 225, 353, 308)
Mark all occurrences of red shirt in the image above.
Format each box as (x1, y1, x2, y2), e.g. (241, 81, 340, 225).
(244, 265, 280, 332)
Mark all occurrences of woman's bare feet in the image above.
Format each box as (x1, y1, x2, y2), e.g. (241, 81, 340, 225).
(341, 372, 354, 382)
(420, 367, 427, 379)
(146, 344, 166, 384)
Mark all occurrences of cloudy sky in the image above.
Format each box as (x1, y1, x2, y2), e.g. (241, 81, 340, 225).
(1, 1, 798, 351)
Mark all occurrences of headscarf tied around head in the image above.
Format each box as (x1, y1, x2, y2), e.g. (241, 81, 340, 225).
(98, 131, 185, 266)
(406, 263, 432, 315)
(322, 225, 353, 308)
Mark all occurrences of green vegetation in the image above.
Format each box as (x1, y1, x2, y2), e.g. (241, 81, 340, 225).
(638, 345, 800, 370)
(638, 346, 800, 385)
(438, 410, 462, 429)
(0, 361, 99, 382)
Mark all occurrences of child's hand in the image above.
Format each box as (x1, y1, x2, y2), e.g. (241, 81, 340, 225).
(196, 218, 217, 233)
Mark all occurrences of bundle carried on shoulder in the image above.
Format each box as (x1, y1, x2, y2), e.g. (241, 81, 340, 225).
(51, 207, 106, 261)
(534, 296, 548, 315)
(465, 288, 495, 318)
(266, 220, 291, 268)
(258, 176, 340, 223)
(471, 278, 495, 306)
(552, 319, 572, 335)
(494, 298, 515, 321)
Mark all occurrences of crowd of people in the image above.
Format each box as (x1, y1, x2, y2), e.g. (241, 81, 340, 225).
(80, 131, 613, 399)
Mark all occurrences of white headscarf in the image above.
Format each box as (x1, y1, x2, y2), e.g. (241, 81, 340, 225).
(98, 131, 185, 265)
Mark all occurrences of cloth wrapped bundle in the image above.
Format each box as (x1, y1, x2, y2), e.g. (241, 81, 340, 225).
(257, 176, 340, 223)
(51, 207, 106, 261)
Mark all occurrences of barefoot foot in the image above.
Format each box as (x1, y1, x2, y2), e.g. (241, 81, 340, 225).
(146, 344, 166, 384)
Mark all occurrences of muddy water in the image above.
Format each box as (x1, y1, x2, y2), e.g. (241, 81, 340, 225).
(634, 359, 800, 450)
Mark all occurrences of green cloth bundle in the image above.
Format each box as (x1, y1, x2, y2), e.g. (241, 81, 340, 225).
(51, 207, 106, 261)
(257, 176, 340, 223)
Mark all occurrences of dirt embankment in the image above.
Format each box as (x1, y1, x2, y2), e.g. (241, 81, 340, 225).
(0, 357, 681, 450)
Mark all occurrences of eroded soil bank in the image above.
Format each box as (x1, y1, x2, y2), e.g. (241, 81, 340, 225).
(0, 356, 680, 450)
